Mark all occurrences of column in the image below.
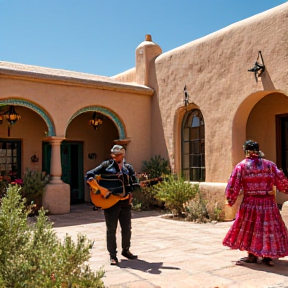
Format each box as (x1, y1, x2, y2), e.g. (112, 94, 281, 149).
(42, 137, 70, 214)
(49, 137, 64, 184)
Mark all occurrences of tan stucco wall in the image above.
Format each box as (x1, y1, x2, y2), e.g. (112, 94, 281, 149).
(0, 76, 153, 173)
(152, 2, 288, 182)
(111, 68, 136, 83)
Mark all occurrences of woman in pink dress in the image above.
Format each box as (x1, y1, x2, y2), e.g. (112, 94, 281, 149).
(223, 140, 288, 266)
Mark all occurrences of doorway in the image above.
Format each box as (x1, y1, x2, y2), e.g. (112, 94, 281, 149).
(276, 114, 288, 177)
(42, 141, 84, 204)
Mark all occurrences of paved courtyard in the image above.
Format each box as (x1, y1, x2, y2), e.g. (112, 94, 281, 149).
(50, 203, 288, 288)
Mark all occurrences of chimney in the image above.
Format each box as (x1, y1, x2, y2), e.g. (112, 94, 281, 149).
(135, 34, 162, 86)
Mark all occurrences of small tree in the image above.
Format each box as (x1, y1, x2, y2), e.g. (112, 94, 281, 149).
(0, 184, 105, 288)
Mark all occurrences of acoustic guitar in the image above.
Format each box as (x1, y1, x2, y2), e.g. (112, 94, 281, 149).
(87, 175, 129, 209)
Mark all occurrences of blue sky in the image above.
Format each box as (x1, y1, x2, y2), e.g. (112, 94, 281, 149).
(0, 0, 286, 77)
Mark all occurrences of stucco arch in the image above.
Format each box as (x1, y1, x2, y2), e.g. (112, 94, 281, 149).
(0, 98, 56, 136)
(232, 90, 288, 166)
(66, 106, 126, 139)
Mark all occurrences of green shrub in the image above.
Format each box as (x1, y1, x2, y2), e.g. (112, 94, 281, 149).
(21, 169, 50, 205)
(207, 202, 226, 222)
(0, 275, 6, 288)
(154, 175, 198, 216)
(132, 185, 162, 211)
(184, 191, 225, 223)
(183, 191, 209, 223)
(0, 175, 11, 198)
(0, 184, 105, 288)
(142, 155, 171, 179)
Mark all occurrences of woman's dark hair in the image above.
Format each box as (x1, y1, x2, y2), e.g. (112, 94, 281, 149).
(243, 140, 259, 151)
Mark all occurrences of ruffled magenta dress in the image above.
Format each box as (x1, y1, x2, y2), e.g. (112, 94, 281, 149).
(223, 156, 288, 258)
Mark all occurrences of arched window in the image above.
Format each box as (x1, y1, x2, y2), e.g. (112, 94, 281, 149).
(181, 109, 205, 181)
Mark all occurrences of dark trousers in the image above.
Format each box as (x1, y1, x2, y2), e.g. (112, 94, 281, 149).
(104, 200, 132, 258)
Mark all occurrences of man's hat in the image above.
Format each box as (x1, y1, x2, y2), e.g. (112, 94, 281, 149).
(111, 145, 125, 155)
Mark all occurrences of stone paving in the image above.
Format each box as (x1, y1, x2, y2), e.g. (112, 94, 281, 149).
(50, 203, 288, 288)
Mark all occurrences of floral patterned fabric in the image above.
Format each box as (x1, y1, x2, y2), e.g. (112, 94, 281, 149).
(223, 156, 288, 258)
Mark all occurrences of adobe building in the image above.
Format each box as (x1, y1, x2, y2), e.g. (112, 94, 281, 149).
(1, 2, 288, 216)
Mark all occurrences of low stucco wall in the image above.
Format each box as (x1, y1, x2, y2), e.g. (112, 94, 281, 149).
(199, 182, 288, 221)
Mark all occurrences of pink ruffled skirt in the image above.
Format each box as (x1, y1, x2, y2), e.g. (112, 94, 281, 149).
(223, 195, 288, 258)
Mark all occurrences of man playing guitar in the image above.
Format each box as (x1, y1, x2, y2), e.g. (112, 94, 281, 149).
(86, 145, 139, 265)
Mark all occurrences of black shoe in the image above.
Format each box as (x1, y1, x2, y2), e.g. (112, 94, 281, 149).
(262, 257, 274, 267)
(236, 253, 258, 265)
(122, 250, 137, 259)
(110, 257, 119, 265)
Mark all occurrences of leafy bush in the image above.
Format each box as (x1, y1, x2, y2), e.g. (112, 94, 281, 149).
(132, 185, 162, 211)
(0, 184, 105, 288)
(207, 202, 226, 222)
(142, 155, 171, 179)
(183, 191, 209, 223)
(21, 169, 50, 205)
(154, 175, 198, 216)
(0, 175, 10, 198)
(184, 191, 225, 223)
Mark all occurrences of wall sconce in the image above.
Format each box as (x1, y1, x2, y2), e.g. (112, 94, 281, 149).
(88, 153, 97, 159)
(248, 51, 265, 82)
(31, 155, 39, 162)
(183, 85, 190, 109)
(89, 112, 103, 130)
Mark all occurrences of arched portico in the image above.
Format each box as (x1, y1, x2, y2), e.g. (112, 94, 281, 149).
(232, 91, 288, 167)
(0, 98, 56, 136)
(66, 106, 126, 139)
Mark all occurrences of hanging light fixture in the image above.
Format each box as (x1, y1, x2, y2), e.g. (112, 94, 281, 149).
(89, 112, 103, 130)
(3, 105, 21, 136)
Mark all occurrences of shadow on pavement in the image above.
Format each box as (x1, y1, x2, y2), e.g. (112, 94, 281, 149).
(118, 259, 180, 274)
(48, 203, 164, 228)
(233, 259, 288, 277)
